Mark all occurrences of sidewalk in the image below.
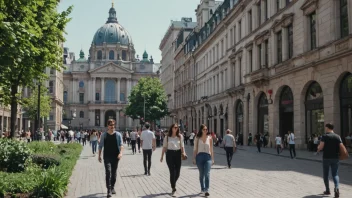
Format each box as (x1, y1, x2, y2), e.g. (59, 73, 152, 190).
(211, 144, 352, 166)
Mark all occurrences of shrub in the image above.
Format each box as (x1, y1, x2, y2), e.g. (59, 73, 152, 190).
(0, 139, 32, 173)
(27, 141, 55, 154)
(32, 154, 60, 169)
(33, 166, 68, 198)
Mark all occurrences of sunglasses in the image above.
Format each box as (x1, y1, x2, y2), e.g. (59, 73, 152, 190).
(173, 127, 178, 129)
(108, 124, 115, 127)
(203, 129, 208, 131)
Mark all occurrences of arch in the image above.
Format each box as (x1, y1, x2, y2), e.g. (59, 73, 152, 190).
(279, 86, 294, 138)
(109, 50, 115, 60)
(105, 79, 116, 103)
(340, 72, 352, 140)
(219, 104, 225, 137)
(257, 93, 269, 135)
(305, 81, 324, 144)
(97, 50, 102, 60)
(105, 110, 116, 127)
(235, 100, 244, 142)
(79, 111, 84, 118)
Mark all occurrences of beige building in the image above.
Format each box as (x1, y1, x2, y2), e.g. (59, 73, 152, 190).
(62, 4, 158, 131)
(166, 0, 352, 148)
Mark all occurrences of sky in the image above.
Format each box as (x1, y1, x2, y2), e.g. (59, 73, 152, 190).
(58, 0, 200, 63)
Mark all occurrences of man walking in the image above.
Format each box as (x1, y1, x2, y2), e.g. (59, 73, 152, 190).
(316, 123, 345, 198)
(130, 129, 138, 154)
(98, 119, 124, 197)
(288, 131, 296, 159)
(140, 122, 156, 176)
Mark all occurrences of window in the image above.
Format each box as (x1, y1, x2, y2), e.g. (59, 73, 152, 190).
(97, 50, 102, 60)
(258, 2, 262, 26)
(120, 93, 125, 101)
(258, 44, 262, 68)
(63, 91, 67, 103)
(50, 68, 54, 75)
(221, 40, 224, 57)
(79, 111, 84, 118)
(340, 0, 349, 38)
(230, 29, 233, 46)
(95, 109, 100, 126)
(288, 25, 293, 58)
(238, 20, 242, 39)
(265, 40, 269, 67)
(277, 0, 280, 12)
(248, 10, 252, 33)
(277, 31, 282, 63)
(49, 81, 54, 93)
(122, 50, 127, 61)
(79, 93, 84, 104)
(79, 81, 84, 88)
(234, 25, 236, 44)
(96, 93, 100, 101)
(49, 115, 54, 121)
(248, 50, 253, 72)
(109, 50, 114, 60)
(264, 0, 268, 21)
(310, 12, 317, 50)
(286, 0, 292, 7)
(239, 57, 242, 84)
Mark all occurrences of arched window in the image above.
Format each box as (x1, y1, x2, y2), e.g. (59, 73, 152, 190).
(305, 81, 324, 143)
(258, 93, 269, 135)
(340, 73, 352, 140)
(279, 86, 294, 138)
(97, 50, 102, 60)
(80, 111, 84, 118)
(105, 79, 116, 103)
(109, 50, 114, 60)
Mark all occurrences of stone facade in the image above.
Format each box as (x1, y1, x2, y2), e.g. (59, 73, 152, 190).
(164, 0, 352, 148)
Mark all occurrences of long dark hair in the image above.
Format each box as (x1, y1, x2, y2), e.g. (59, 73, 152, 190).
(197, 124, 207, 138)
(168, 123, 180, 138)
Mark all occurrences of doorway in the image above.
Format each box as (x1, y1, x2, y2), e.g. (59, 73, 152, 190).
(340, 73, 352, 141)
(258, 93, 269, 135)
(279, 86, 294, 138)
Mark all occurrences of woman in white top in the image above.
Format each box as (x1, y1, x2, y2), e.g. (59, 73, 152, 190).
(90, 129, 99, 155)
(193, 124, 214, 197)
(223, 129, 236, 168)
(160, 123, 185, 196)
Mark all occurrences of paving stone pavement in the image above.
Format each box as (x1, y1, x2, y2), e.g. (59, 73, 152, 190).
(66, 143, 352, 198)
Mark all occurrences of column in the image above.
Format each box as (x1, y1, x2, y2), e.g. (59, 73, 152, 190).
(89, 110, 94, 126)
(261, 43, 265, 68)
(282, 27, 289, 61)
(115, 110, 120, 127)
(92, 78, 96, 102)
(127, 78, 131, 99)
(100, 110, 104, 127)
(87, 79, 91, 103)
(253, 45, 259, 71)
(117, 78, 121, 103)
(72, 79, 76, 103)
(101, 78, 105, 103)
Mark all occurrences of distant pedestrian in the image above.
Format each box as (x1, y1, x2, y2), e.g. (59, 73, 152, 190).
(255, 132, 261, 153)
(126, 131, 130, 147)
(82, 131, 87, 146)
(223, 129, 236, 168)
(189, 131, 195, 146)
(141, 122, 156, 175)
(160, 124, 186, 196)
(98, 119, 123, 197)
(130, 129, 138, 154)
(316, 123, 348, 198)
(248, 133, 252, 146)
(193, 124, 214, 197)
(275, 135, 282, 154)
(288, 131, 296, 159)
(26, 130, 31, 143)
(91, 130, 98, 155)
(137, 131, 141, 153)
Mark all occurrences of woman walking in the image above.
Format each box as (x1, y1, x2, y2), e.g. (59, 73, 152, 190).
(193, 124, 214, 197)
(90, 129, 98, 155)
(160, 124, 186, 197)
(223, 129, 236, 168)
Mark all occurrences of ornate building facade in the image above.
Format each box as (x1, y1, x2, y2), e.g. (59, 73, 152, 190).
(163, 0, 352, 148)
(62, 4, 158, 130)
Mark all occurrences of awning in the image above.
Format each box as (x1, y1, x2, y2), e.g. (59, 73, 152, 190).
(61, 124, 68, 129)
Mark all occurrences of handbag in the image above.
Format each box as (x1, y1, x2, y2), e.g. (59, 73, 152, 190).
(339, 143, 349, 160)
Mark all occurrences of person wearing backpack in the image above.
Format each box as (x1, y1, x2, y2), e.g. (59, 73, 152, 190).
(98, 119, 124, 197)
(288, 131, 296, 159)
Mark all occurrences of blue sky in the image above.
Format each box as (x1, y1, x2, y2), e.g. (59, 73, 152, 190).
(58, 0, 200, 63)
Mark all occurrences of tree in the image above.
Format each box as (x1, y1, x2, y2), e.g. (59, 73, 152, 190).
(22, 84, 51, 121)
(125, 77, 169, 126)
(0, 0, 72, 138)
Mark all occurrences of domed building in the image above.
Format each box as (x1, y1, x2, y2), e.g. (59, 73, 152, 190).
(62, 3, 159, 130)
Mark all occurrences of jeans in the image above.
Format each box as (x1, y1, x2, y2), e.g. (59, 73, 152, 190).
(166, 150, 182, 189)
(137, 138, 141, 151)
(143, 149, 152, 173)
(196, 153, 212, 192)
(289, 144, 296, 158)
(91, 140, 98, 154)
(104, 157, 119, 189)
(256, 142, 261, 152)
(82, 138, 86, 146)
(276, 145, 282, 154)
(224, 147, 234, 167)
(323, 159, 339, 192)
(131, 140, 136, 153)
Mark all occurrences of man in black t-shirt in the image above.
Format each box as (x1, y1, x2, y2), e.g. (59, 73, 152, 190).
(255, 133, 261, 153)
(316, 123, 342, 198)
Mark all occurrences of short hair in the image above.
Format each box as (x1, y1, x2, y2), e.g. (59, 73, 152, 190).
(145, 122, 150, 129)
(107, 119, 115, 126)
(325, 123, 334, 130)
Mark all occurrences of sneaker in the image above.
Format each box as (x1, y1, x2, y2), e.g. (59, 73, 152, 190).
(144, 172, 147, 175)
(200, 191, 205, 196)
(171, 188, 176, 197)
(205, 192, 210, 196)
(107, 189, 112, 197)
(334, 188, 339, 198)
(111, 188, 116, 194)
(323, 191, 331, 195)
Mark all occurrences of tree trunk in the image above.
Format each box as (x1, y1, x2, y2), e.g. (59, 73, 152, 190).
(10, 84, 18, 139)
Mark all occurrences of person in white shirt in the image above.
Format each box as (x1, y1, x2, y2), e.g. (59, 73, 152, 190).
(189, 131, 195, 146)
(288, 131, 296, 159)
(130, 129, 138, 154)
(275, 135, 282, 154)
(140, 122, 156, 175)
(160, 124, 186, 196)
(223, 129, 236, 168)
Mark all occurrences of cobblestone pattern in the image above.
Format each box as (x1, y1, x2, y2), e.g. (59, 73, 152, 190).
(66, 143, 352, 198)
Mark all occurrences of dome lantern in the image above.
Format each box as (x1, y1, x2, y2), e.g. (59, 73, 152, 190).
(107, 3, 118, 23)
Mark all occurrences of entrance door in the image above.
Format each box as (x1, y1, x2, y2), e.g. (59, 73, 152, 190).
(279, 86, 294, 138)
(340, 73, 352, 141)
(258, 93, 269, 135)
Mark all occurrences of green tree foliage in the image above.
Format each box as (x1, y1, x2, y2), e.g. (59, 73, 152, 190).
(125, 77, 169, 123)
(22, 84, 51, 121)
(0, 0, 72, 138)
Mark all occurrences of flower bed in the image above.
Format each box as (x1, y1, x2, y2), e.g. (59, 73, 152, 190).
(0, 139, 82, 198)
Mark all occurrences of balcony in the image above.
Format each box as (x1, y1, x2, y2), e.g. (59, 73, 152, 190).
(104, 101, 118, 104)
(250, 68, 269, 88)
(226, 84, 245, 97)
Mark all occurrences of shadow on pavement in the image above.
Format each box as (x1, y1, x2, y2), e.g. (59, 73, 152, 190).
(178, 193, 204, 198)
(77, 193, 106, 198)
(138, 193, 171, 198)
(302, 195, 331, 198)
(121, 174, 146, 178)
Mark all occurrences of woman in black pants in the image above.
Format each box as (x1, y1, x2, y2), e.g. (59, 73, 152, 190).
(160, 123, 185, 196)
